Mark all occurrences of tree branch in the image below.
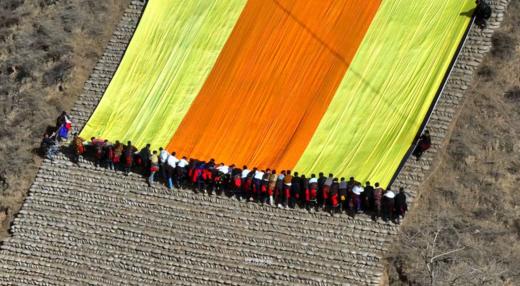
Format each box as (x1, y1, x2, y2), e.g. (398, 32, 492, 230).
(431, 247, 466, 263)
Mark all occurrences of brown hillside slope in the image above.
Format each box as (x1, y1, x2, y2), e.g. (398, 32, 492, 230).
(0, 0, 129, 238)
(388, 1, 520, 285)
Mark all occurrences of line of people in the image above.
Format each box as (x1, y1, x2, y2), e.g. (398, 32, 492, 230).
(70, 134, 408, 223)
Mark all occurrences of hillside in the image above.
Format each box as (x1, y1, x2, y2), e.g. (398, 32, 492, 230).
(0, 0, 130, 237)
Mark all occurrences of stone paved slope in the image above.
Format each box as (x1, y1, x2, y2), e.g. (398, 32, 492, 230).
(0, 0, 509, 285)
(1, 154, 396, 285)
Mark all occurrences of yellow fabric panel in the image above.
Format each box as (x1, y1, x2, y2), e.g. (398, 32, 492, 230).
(295, 0, 475, 187)
(80, 0, 247, 149)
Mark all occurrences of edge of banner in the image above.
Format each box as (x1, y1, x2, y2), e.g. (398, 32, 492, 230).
(387, 14, 477, 189)
(78, 0, 150, 135)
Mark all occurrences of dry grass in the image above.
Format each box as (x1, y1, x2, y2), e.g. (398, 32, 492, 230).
(0, 0, 129, 239)
(388, 2, 520, 285)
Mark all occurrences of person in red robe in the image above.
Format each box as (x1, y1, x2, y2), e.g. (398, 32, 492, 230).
(308, 174, 318, 212)
(329, 178, 340, 216)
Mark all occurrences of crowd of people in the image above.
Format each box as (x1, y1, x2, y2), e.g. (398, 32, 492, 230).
(70, 139, 408, 223)
(41, 112, 410, 223)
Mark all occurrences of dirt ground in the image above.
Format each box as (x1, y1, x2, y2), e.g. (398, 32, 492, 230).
(387, 1, 520, 285)
(0, 0, 129, 238)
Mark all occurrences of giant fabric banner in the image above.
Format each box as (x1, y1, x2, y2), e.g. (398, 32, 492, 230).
(81, 0, 475, 187)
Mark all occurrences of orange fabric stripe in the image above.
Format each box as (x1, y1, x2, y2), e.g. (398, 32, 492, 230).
(167, 0, 381, 169)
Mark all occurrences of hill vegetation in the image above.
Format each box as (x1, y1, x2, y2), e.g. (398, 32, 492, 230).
(0, 0, 129, 238)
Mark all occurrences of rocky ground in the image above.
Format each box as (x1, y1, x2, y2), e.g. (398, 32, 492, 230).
(388, 1, 520, 285)
(0, 0, 129, 238)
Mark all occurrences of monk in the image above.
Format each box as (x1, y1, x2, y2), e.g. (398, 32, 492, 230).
(394, 187, 408, 224)
(308, 174, 318, 212)
(282, 170, 293, 209)
(70, 133, 84, 165)
(373, 182, 384, 220)
(113, 141, 124, 169)
(276, 171, 286, 207)
(123, 141, 136, 176)
(413, 130, 431, 160)
(329, 178, 340, 216)
(322, 174, 333, 210)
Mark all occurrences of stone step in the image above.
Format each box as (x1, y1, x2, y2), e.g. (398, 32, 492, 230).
(28, 185, 390, 263)
(0, 253, 114, 285)
(46, 155, 397, 229)
(28, 185, 386, 251)
(2, 240, 279, 286)
(34, 169, 394, 237)
(0, 272, 65, 286)
(22, 193, 385, 268)
(5, 226, 375, 286)
(14, 211, 382, 280)
(35, 162, 397, 235)
(0, 251, 228, 286)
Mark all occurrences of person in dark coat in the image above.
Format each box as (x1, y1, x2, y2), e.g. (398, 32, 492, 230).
(413, 130, 431, 160)
(138, 144, 152, 175)
(123, 141, 137, 176)
(317, 172, 326, 207)
(475, 0, 492, 28)
(41, 133, 58, 161)
(166, 158, 176, 190)
(290, 172, 301, 208)
(103, 140, 115, 170)
(301, 174, 309, 209)
(322, 173, 333, 210)
(382, 188, 396, 222)
(394, 187, 408, 224)
(192, 161, 207, 194)
(276, 170, 286, 206)
(55, 111, 68, 129)
(363, 181, 374, 212)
